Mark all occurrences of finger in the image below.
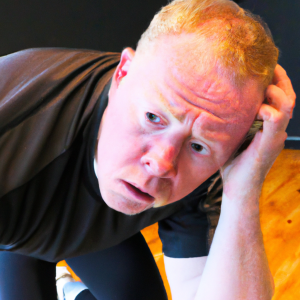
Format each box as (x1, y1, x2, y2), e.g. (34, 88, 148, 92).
(272, 65, 288, 85)
(265, 84, 294, 117)
(255, 104, 288, 160)
(257, 103, 289, 134)
(272, 65, 296, 118)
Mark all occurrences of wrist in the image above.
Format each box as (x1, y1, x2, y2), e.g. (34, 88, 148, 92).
(221, 191, 261, 219)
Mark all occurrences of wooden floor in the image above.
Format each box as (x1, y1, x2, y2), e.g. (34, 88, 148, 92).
(62, 149, 300, 299)
(260, 149, 300, 299)
(143, 149, 300, 300)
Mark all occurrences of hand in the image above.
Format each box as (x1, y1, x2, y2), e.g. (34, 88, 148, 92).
(221, 65, 296, 200)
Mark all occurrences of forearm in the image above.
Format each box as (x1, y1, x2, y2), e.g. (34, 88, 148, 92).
(192, 63, 295, 300)
(195, 191, 274, 300)
(165, 256, 207, 300)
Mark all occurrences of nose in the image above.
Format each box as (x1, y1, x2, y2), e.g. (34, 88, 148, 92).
(141, 143, 178, 178)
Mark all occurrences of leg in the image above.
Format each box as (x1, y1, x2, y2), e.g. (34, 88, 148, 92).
(75, 290, 98, 300)
(67, 232, 168, 300)
(56, 266, 95, 300)
(0, 251, 57, 300)
(64, 282, 89, 300)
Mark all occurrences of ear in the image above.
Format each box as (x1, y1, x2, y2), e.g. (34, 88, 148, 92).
(113, 47, 135, 87)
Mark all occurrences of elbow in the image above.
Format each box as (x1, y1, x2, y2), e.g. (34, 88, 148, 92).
(263, 272, 275, 300)
(269, 273, 275, 299)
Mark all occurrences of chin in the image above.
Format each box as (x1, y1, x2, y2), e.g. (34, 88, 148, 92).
(102, 193, 154, 216)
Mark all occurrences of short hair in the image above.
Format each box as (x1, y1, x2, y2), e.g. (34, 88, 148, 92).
(137, 0, 279, 89)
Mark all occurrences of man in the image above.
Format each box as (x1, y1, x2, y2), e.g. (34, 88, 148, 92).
(0, 0, 296, 299)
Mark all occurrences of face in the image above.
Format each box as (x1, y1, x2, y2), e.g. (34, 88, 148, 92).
(96, 33, 264, 215)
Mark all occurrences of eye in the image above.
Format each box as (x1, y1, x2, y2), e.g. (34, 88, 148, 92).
(191, 143, 204, 153)
(146, 112, 161, 123)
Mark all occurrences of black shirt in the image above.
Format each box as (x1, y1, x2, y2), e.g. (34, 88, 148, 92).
(0, 48, 218, 262)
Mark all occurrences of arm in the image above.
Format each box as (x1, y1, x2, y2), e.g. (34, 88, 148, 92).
(198, 65, 296, 299)
(165, 65, 296, 300)
(164, 256, 207, 300)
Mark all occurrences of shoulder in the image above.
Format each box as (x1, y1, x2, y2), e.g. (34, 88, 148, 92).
(0, 48, 119, 198)
(0, 48, 120, 80)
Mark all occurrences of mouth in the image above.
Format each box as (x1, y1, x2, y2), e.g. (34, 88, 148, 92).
(121, 180, 155, 203)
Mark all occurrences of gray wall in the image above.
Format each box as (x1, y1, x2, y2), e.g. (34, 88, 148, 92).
(0, 0, 167, 54)
(237, 0, 299, 148)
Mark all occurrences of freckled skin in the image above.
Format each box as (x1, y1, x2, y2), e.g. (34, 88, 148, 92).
(96, 33, 264, 215)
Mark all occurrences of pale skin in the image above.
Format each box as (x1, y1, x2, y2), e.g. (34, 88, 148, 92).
(96, 33, 296, 299)
(191, 64, 295, 300)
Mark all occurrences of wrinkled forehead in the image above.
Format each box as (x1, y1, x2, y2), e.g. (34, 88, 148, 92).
(135, 33, 264, 122)
(132, 34, 264, 141)
(158, 85, 252, 143)
(168, 64, 263, 124)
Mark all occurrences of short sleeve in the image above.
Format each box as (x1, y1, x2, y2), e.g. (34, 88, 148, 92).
(158, 173, 223, 258)
(0, 48, 120, 197)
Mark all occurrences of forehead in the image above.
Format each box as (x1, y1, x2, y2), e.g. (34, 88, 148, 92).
(159, 92, 235, 143)
(132, 33, 263, 131)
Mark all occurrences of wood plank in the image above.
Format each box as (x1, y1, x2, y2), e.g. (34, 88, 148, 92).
(260, 149, 300, 299)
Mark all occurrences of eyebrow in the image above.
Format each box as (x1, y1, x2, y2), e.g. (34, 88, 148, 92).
(166, 75, 227, 121)
(160, 95, 224, 124)
(159, 95, 232, 147)
(160, 99, 187, 122)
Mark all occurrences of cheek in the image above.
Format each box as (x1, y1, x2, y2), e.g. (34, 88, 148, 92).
(211, 142, 238, 169)
(171, 153, 220, 200)
(98, 122, 146, 172)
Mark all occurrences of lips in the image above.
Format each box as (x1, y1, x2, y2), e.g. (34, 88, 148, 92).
(122, 180, 154, 203)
